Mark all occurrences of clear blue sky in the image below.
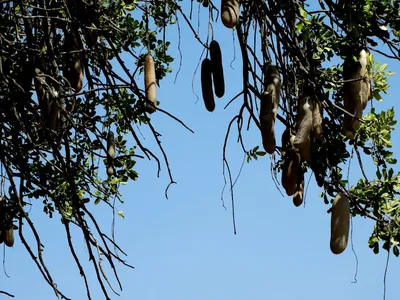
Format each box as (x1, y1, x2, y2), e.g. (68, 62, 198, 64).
(3, 2, 400, 300)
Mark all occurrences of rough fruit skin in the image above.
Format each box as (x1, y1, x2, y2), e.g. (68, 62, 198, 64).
(63, 30, 84, 92)
(144, 54, 157, 114)
(343, 49, 369, 138)
(210, 40, 225, 98)
(330, 193, 350, 255)
(312, 98, 323, 138)
(221, 0, 240, 29)
(294, 97, 313, 162)
(3, 229, 14, 247)
(359, 50, 371, 110)
(201, 58, 215, 112)
(260, 64, 281, 154)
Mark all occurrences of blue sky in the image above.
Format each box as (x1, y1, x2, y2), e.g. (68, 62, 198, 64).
(2, 2, 400, 300)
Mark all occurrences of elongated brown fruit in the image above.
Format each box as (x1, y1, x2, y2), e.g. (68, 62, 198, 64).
(310, 159, 325, 187)
(106, 131, 115, 177)
(359, 50, 371, 110)
(210, 40, 225, 98)
(330, 193, 350, 254)
(221, 0, 240, 28)
(107, 164, 114, 177)
(84, 24, 99, 48)
(144, 54, 157, 114)
(293, 171, 304, 207)
(260, 92, 275, 154)
(3, 229, 14, 247)
(63, 30, 84, 92)
(203, 0, 209, 7)
(312, 98, 323, 139)
(107, 131, 115, 159)
(260, 64, 281, 154)
(282, 151, 300, 196)
(49, 101, 60, 130)
(201, 58, 215, 112)
(294, 97, 313, 161)
(343, 49, 369, 138)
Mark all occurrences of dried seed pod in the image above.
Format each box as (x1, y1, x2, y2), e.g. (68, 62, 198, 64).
(201, 58, 215, 112)
(282, 151, 301, 196)
(294, 97, 313, 161)
(260, 64, 281, 154)
(3, 228, 14, 247)
(312, 98, 323, 139)
(144, 54, 157, 114)
(63, 29, 84, 92)
(0, 232, 3, 244)
(293, 170, 304, 207)
(203, 0, 209, 7)
(221, 0, 240, 28)
(210, 40, 225, 98)
(330, 193, 350, 255)
(343, 49, 369, 138)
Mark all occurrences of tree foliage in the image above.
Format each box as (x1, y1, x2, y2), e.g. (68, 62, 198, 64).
(1, 0, 400, 298)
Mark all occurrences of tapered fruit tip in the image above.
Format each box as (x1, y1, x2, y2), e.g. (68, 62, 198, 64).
(107, 165, 114, 177)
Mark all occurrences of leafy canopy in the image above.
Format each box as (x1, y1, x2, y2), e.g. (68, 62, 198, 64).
(1, 0, 400, 298)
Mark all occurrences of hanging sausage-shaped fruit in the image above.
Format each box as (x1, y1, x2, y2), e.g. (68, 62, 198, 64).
(282, 151, 301, 197)
(144, 54, 157, 114)
(84, 23, 99, 48)
(63, 29, 84, 92)
(106, 131, 115, 177)
(294, 97, 313, 162)
(312, 98, 323, 139)
(293, 169, 304, 207)
(221, 0, 240, 29)
(2, 228, 14, 247)
(48, 99, 61, 130)
(343, 49, 369, 139)
(330, 193, 350, 254)
(209, 40, 225, 98)
(260, 64, 281, 154)
(201, 58, 215, 112)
